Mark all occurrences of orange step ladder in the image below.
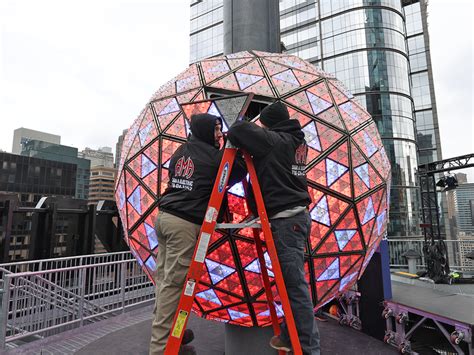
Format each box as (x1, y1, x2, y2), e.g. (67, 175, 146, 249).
(163, 142, 302, 355)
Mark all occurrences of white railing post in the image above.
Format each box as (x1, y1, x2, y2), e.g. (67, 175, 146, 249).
(0, 274, 11, 350)
(120, 262, 126, 313)
(78, 268, 86, 327)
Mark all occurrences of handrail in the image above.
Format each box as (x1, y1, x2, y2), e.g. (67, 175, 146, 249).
(0, 254, 154, 350)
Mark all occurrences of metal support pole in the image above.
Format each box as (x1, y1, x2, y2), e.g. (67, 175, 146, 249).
(223, 0, 281, 55)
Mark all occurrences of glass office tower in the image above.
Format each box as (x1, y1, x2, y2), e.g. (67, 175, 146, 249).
(189, 0, 442, 237)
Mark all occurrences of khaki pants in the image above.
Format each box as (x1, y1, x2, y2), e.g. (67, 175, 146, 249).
(149, 211, 200, 355)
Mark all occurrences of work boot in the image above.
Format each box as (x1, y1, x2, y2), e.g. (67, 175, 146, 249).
(182, 329, 195, 345)
(314, 309, 328, 322)
(269, 336, 291, 352)
(178, 344, 197, 355)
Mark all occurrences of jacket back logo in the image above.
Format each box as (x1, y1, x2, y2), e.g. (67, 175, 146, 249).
(292, 143, 308, 176)
(295, 143, 308, 165)
(175, 156, 195, 179)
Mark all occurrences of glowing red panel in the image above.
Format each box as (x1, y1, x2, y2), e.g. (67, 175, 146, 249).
(116, 50, 391, 327)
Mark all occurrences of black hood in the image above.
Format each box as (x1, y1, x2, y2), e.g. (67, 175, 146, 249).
(270, 119, 305, 141)
(190, 113, 222, 147)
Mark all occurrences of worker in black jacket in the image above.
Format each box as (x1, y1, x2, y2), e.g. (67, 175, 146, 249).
(150, 113, 245, 355)
(227, 102, 320, 355)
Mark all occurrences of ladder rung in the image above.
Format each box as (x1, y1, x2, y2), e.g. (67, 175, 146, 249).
(215, 222, 264, 229)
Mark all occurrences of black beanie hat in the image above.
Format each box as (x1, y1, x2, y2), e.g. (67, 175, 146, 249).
(260, 101, 290, 128)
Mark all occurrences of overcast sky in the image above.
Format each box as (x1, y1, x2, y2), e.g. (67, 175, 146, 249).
(1, 0, 473, 179)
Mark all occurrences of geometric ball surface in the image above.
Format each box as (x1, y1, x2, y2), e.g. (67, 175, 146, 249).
(116, 50, 391, 326)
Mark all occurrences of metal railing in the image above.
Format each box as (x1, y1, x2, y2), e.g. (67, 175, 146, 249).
(0, 252, 154, 349)
(387, 238, 474, 272)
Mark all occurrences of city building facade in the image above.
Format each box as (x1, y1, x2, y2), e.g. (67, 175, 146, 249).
(79, 147, 114, 169)
(88, 166, 117, 205)
(0, 152, 77, 201)
(20, 140, 90, 200)
(0, 153, 77, 262)
(189, 0, 443, 237)
(12, 127, 61, 155)
(453, 183, 474, 235)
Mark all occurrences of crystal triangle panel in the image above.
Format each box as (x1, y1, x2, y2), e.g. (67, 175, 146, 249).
(214, 95, 251, 128)
(160, 139, 183, 167)
(328, 80, 353, 105)
(262, 58, 290, 75)
(357, 195, 375, 226)
(116, 174, 127, 228)
(151, 79, 176, 101)
(307, 81, 334, 105)
(176, 89, 200, 104)
(181, 101, 212, 121)
(316, 107, 345, 130)
(316, 279, 338, 301)
(288, 107, 312, 126)
(211, 72, 241, 91)
(338, 100, 371, 131)
(237, 60, 264, 76)
(327, 194, 350, 226)
(370, 149, 390, 181)
(316, 121, 344, 151)
(310, 221, 330, 252)
(235, 72, 264, 90)
(310, 195, 331, 226)
(196, 288, 222, 307)
(315, 233, 339, 255)
(164, 115, 188, 139)
(129, 239, 150, 267)
(272, 69, 300, 95)
(286, 91, 313, 115)
(326, 158, 348, 187)
(302, 122, 322, 151)
(317, 257, 340, 281)
(334, 230, 357, 252)
(243, 76, 275, 97)
(227, 57, 254, 70)
(126, 135, 142, 162)
(175, 64, 201, 93)
(306, 91, 332, 116)
(307, 160, 326, 186)
(266, 56, 322, 76)
(205, 258, 236, 285)
(340, 255, 362, 277)
(338, 270, 358, 292)
(201, 60, 231, 84)
(328, 141, 349, 169)
(293, 69, 319, 86)
(313, 257, 337, 282)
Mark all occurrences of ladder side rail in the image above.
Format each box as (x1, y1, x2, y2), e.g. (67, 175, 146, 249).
(164, 147, 238, 354)
(243, 151, 303, 355)
(241, 179, 281, 336)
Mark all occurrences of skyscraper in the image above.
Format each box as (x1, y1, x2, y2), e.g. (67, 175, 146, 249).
(189, 0, 442, 237)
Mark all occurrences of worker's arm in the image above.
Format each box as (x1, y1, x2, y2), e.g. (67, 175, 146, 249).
(227, 121, 281, 158)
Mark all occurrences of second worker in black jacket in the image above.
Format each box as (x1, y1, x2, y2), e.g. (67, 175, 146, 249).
(227, 102, 320, 355)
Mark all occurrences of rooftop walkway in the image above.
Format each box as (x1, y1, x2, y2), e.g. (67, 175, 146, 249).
(7, 304, 397, 355)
